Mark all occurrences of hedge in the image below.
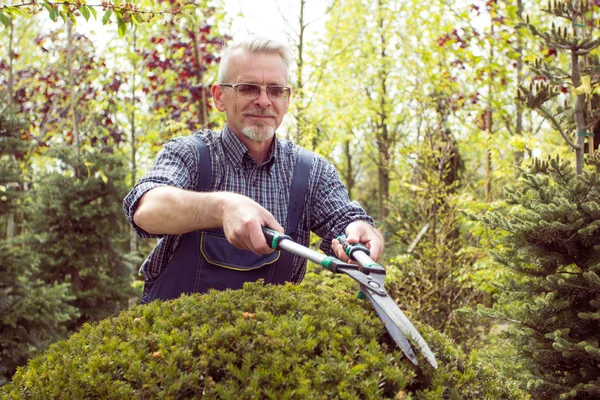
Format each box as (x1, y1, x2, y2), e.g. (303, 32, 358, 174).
(2, 282, 526, 399)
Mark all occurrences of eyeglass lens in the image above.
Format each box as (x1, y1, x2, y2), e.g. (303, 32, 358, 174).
(236, 84, 290, 101)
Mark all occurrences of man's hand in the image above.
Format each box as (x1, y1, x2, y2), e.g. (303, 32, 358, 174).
(331, 220, 384, 263)
(221, 194, 284, 255)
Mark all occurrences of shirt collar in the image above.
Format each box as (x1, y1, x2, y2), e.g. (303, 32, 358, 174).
(222, 124, 278, 170)
(221, 125, 248, 168)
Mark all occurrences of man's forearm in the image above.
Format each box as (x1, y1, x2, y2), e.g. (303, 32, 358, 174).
(133, 186, 228, 235)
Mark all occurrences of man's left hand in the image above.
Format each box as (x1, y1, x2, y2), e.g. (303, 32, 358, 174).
(331, 220, 384, 263)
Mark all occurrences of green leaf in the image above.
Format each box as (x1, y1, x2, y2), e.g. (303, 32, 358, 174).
(183, 3, 197, 9)
(0, 12, 10, 28)
(132, 13, 143, 24)
(574, 75, 592, 96)
(89, 6, 97, 20)
(4, 6, 23, 16)
(102, 9, 112, 24)
(48, 7, 58, 22)
(117, 18, 127, 37)
(99, 170, 108, 184)
(42, 2, 52, 13)
(80, 5, 90, 21)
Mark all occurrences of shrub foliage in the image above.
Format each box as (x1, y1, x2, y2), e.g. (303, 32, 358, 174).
(4, 283, 525, 399)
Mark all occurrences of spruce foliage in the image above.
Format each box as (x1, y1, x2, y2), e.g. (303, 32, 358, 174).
(0, 102, 28, 214)
(478, 156, 600, 399)
(3, 283, 526, 399)
(0, 241, 78, 386)
(0, 105, 79, 385)
(27, 146, 135, 330)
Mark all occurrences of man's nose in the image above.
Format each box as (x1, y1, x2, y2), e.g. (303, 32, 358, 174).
(254, 88, 272, 107)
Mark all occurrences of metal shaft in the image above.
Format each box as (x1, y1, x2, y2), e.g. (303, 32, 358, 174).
(278, 239, 327, 265)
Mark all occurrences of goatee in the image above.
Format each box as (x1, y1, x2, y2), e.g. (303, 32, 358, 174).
(242, 125, 275, 142)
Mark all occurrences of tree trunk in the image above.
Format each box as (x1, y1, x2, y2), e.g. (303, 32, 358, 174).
(484, 9, 495, 202)
(572, 53, 586, 174)
(66, 19, 80, 159)
(191, 17, 207, 128)
(343, 138, 354, 199)
(514, 0, 524, 168)
(130, 27, 139, 253)
(376, 0, 390, 223)
(295, 0, 306, 145)
(6, 20, 16, 240)
(7, 19, 14, 104)
(571, 7, 586, 174)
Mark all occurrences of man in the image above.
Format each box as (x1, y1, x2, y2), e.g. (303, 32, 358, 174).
(123, 36, 383, 303)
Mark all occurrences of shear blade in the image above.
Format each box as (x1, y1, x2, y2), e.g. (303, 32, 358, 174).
(364, 288, 438, 369)
(362, 286, 419, 365)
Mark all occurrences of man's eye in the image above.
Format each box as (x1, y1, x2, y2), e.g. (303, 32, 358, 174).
(238, 85, 258, 94)
(269, 88, 284, 97)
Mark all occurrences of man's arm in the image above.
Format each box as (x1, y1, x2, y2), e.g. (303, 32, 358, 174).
(309, 158, 384, 262)
(124, 137, 282, 255)
(134, 188, 283, 255)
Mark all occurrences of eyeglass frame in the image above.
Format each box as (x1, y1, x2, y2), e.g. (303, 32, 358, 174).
(219, 83, 292, 102)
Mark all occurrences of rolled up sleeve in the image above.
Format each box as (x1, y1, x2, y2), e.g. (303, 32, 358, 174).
(309, 159, 375, 256)
(123, 137, 199, 238)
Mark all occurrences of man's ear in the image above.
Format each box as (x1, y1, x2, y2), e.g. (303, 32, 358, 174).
(212, 84, 226, 112)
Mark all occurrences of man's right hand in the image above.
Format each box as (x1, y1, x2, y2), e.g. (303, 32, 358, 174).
(220, 193, 284, 255)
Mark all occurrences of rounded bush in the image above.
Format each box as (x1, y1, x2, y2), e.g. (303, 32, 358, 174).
(3, 283, 525, 399)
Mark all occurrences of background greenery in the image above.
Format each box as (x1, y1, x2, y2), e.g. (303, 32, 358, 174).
(1, 0, 599, 397)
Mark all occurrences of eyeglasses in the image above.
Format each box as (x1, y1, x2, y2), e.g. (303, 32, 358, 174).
(220, 83, 292, 102)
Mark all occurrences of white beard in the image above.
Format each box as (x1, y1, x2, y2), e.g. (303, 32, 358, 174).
(242, 124, 275, 142)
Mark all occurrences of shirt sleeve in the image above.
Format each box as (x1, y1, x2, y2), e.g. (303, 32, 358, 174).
(308, 157, 375, 256)
(122, 137, 199, 238)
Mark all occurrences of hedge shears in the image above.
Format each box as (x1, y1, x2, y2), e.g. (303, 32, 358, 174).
(263, 228, 438, 369)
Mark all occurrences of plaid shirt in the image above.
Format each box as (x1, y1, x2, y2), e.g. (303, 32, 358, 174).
(123, 126, 374, 283)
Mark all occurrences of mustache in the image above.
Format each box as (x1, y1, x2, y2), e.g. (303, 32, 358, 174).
(243, 109, 276, 117)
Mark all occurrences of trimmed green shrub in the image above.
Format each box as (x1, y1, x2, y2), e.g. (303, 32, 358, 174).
(3, 283, 526, 399)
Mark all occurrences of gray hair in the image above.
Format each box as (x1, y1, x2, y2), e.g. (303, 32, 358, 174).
(218, 36, 293, 83)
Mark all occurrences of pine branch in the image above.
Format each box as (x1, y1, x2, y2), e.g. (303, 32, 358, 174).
(536, 105, 581, 149)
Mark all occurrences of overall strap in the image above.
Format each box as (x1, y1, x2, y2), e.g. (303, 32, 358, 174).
(287, 148, 314, 240)
(189, 135, 212, 192)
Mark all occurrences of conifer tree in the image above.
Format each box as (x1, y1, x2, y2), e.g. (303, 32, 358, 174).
(478, 156, 600, 399)
(28, 145, 135, 331)
(0, 104, 78, 385)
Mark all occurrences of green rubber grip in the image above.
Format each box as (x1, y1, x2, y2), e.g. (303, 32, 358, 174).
(337, 234, 370, 259)
(262, 228, 291, 250)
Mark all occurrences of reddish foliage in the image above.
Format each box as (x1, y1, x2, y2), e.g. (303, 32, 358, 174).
(1, 31, 126, 150)
(142, 8, 231, 134)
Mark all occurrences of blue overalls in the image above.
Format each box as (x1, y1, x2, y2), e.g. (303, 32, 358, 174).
(141, 135, 314, 303)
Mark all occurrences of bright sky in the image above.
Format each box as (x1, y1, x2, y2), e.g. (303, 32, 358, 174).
(224, 0, 327, 42)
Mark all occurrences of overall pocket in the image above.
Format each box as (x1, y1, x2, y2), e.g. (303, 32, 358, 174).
(196, 231, 281, 292)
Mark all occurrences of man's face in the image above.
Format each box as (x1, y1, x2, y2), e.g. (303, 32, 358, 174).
(212, 51, 289, 142)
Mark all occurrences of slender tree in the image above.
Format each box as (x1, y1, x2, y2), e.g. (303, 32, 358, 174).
(518, 0, 600, 174)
